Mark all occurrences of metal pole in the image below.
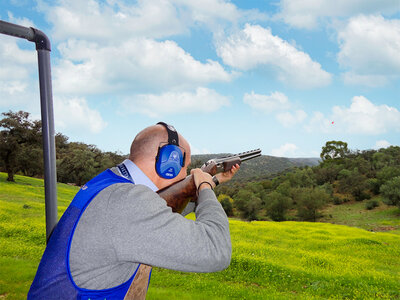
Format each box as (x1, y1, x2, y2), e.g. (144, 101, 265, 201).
(0, 20, 35, 40)
(0, 20, 57, 242)
(37, 49, 58, 242)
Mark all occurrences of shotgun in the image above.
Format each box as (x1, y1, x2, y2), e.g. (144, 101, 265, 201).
(158, 148, 262, 213)
(124, 148, 262, 299)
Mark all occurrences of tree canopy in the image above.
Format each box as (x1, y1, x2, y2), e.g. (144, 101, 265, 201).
(320, 140, 349, 161)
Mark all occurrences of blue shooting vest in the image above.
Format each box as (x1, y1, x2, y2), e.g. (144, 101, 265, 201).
(28, 169, 142, 300)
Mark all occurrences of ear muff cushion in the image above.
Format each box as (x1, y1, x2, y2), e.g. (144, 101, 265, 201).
(155, 145, 184, 179)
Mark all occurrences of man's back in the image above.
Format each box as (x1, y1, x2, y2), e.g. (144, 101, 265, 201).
(70, 179, 232, 289)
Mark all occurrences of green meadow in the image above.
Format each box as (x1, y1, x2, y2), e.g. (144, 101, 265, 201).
(1, 172, 399, 299)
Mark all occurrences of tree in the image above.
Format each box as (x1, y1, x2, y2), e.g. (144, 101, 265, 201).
(218, 194, 234, 216)
(286, 167, 315, 188)
(380, 176, 400, 208)
(265, 191, 292, 221)
(57, 142, 97, 186)
(376, 166, 400, 185)
(234, 190, 262, 221)
(337, 168, 368, 200)
(296, 187, 330, 221)
(17, 143, 43, 177)
(0, 111, 41, 181)
(320, 141, 349, 161)
(314, 164, 342, 184)
(187, 158, 203, 174)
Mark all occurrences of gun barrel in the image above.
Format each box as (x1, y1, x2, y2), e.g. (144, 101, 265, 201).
(238, 149, 261, 159)
(213, 149, 261, 163)
(240, 152, 261, 162)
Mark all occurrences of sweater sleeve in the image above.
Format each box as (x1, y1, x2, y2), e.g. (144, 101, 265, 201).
(106, 183, 231, 273)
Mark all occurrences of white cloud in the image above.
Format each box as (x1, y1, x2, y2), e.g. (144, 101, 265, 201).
(7, 11, 36, 28)
(374, 140, 391, 149)
(338, 15, 400, 86)
(54, 97, 107, 133)
(307, 96, 400, 134)
(0, 35, 37, 106)
(216, 24, 332, 88)
(172, 0, 241, 25)
(277, 0, 399, 29)
(271, 143, 298, 157)
(54, 38, 233, 95)
(189, 143, 211, 155)
(243, 91, 307, 127)
(37, 0, 242, 97)
(277, 110, 307, 127)
(123, 87, 230, 117)
(341, 73, 390, 88)
(40, 0, 264, 42)
(40, 0, 185, 41)
(243, 91, 290, 113)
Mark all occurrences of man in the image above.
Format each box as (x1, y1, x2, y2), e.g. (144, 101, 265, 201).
(28, 122, 239, 299)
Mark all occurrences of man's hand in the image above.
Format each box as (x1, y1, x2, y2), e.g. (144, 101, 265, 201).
(191, 163, 240, 193)
(215, 164, 240, 185)
(191, 168, 214, 192)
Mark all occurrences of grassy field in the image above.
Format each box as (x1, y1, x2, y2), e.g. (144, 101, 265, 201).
(1, 172, 400, 299)
(319, 200, 400, 235)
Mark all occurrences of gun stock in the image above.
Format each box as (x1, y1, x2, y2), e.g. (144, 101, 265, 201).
(157, 175, 196, 213)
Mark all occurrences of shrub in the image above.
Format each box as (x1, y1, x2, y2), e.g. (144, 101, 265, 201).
(265, 191, 292, 221)
(380, 176, 400, 207)
(320, 183, 334, 197)
(296, 187, 330, 221)
(355, 190, 371, 201)
(365, 199, 379, 210)
(377, 166, 400, 185)
(220, 197, 233, 217)
(333, 196, 342, 205)
(367, 178, 380, 195)
(234, 190, 262, 221)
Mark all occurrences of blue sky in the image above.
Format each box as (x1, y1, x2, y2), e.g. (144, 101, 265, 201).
(1, 0, 399, 157)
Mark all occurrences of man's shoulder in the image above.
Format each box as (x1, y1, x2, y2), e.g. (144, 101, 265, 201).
(99, 182, 164, 210)
(104, 181, 155, 196)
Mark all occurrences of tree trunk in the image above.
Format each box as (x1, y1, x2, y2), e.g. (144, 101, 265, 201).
(5, 160, 15, 182)
(4, 151, 15, 182)
(7, 170, 14, 182)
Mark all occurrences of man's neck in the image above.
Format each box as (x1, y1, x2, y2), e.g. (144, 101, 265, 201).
(124, 159, 159, 191)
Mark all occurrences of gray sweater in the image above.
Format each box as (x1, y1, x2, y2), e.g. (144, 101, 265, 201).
(69, 177, 231, 289)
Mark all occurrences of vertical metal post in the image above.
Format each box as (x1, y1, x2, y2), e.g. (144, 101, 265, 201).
(37, 49, 58, 242)
(0, 20, 57, 242)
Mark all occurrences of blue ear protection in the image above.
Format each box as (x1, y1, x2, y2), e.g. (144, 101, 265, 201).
(155, 122, 186, 179)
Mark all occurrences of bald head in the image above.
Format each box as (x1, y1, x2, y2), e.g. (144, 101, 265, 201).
(129, 124, 191, 187)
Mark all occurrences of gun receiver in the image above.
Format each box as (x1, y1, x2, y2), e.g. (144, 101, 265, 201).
(201, 149, 262, 174)
(158, 149, 262, 213)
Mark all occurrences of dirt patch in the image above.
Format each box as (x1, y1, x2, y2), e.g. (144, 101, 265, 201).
(373, 226, 397, 232)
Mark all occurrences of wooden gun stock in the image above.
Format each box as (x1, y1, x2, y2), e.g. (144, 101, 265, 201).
(157, 175, 196, 213)
(157, 159, 220, 213)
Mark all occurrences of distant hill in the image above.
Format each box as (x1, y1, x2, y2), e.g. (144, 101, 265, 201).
(191, 154, 320, 182)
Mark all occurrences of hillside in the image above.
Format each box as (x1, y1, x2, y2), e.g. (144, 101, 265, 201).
(1, 172, 399, 299)
(191, 154, 320, 182)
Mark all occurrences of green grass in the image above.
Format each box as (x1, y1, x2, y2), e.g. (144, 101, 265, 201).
(320, 199, 400, 235)
(1, 172, 400, 299)
(0, 173, 80, 300)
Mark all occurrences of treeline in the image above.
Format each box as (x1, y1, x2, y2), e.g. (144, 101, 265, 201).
(0, 111, 125, 185)
(215, 141, 400, 221)
(2, 111, 399, 222)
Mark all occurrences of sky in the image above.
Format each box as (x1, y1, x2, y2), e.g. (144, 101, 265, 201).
(1, 0, 399, 158)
